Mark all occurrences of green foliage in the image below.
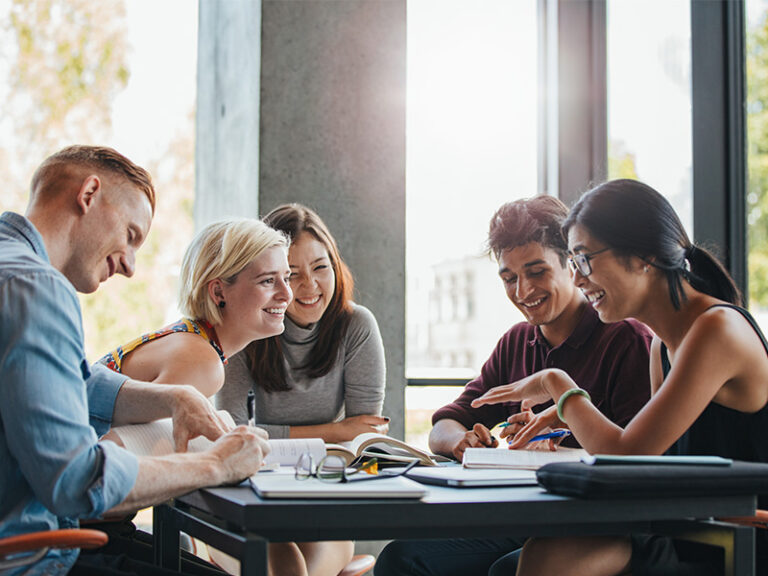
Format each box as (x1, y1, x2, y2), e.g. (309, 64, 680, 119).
(4, 0, 130, 155)
(0, 1, 195, 360)
(607, 140, 639, 181)
(748, 7, 768, 307)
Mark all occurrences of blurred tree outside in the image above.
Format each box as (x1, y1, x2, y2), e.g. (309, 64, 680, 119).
(607, 139, 639, 180)
(748, 4, 768, 308)
(0, 0, 195, 359)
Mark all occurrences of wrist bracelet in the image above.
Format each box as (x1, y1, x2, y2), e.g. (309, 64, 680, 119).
(556, 388, 591, 423)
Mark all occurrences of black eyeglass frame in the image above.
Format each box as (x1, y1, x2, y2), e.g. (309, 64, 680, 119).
(568, 247, 611, 277)
(294, 453, 419, 483)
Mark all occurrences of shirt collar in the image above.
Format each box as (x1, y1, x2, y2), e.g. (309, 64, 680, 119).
(530, 302, 598, 350)
(0, 211, 50, 263)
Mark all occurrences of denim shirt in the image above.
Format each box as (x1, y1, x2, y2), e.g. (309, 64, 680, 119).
(0, 212, 139, 575)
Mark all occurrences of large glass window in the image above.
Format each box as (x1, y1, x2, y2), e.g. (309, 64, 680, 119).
(606, 0, 693, 234)
(405, 0, 538, 446)
(747, 0, 768, 327)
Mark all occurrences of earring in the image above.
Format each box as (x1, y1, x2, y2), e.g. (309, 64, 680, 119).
(644, 265, 650, 273)
(218, 301, 226, 309)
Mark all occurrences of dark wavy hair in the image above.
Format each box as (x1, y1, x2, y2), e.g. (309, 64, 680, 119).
(563, 179, 741, 309)
(487, 195, 570, 267)
(244, 203, 354, 392)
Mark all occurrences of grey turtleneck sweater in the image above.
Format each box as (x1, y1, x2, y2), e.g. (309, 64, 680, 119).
(215, 302, 386, 438)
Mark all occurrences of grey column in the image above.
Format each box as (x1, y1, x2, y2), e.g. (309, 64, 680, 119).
(196, 0, 262, 227)
(259, 0, 407, 440)
(196, 0, 407, 440)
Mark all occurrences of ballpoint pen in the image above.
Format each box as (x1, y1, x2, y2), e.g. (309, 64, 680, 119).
(509, 429, 571, 444)
(247, 390, 256, 427)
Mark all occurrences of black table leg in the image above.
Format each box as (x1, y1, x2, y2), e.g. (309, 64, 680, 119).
(240, 534, 269, 576)
(153, 503, 181, 571)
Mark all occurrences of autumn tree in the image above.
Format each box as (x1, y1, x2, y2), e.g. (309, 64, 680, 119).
(0, 0, 195, 358)
(1, 0, 130, 211)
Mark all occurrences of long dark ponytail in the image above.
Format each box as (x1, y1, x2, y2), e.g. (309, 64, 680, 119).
(563, 179, 741, 308)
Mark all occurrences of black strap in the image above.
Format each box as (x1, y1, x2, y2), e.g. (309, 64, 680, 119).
(660, 304, 768, 378)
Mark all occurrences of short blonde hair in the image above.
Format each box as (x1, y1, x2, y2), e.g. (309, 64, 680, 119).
(178, 218, 289, 324)
(32, 145, 156, 214)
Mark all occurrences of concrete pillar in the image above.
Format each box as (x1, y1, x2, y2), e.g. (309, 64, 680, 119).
(196, 0, 407, 440)
(259, 0, 407, 440)
(195, 0, 262, 227)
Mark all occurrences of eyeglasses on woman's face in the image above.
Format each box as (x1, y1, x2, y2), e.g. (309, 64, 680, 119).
(294, 452, 418, 483)
(568, 247, 611, 277)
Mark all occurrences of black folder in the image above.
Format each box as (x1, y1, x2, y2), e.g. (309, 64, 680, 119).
(536, 460, 768, 499)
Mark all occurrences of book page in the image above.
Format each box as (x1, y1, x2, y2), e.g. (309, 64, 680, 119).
(111, 411, 325, 466)
(463, 447, 589, 470)
(263, 438, 326, 467)
(348, 433, 431, 458)
(111, 410, 237, 456)
(325, 443, 356, 465)
(112, 417, 180, 456)
(342, 433, 443, 466)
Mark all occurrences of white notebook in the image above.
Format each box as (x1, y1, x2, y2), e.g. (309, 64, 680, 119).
(249, 473, 427, 499)
(462, 447, 589, 470)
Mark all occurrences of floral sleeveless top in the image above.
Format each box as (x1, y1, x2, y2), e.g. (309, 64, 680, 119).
(99, 318, 227, 373)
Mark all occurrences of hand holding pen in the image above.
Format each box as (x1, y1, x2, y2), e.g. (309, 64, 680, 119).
(247, 389, 256, 428)
(499, 425, 571, 445)
(498, 405, 568, 450)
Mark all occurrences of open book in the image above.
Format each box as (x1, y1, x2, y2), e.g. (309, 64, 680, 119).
(109, 414, 447, 469)
(463, 446, 589, 470)
(108, 411, 326, 468)
(326, 432, 448, 467)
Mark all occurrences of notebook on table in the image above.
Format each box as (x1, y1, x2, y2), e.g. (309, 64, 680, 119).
(462, 447, 589, 470)
(406, 466, 538, 488)
(249, 473, 427, 499)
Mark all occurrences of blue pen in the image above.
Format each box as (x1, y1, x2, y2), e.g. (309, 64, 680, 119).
(506, 429, 572, 444)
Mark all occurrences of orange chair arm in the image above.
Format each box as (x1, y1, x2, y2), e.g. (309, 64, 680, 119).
(0, 529, 108, 556)
(718, 509, 768, 529)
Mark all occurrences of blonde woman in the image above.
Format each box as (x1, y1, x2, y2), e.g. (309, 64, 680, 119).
(100, 218, 292, 398)
(101, 218, 320, 576)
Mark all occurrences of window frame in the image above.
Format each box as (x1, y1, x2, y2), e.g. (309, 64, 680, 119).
(406, 0, 748, 388)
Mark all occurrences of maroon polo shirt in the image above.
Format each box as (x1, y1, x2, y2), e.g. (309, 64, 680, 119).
(432, 303, 652, 447)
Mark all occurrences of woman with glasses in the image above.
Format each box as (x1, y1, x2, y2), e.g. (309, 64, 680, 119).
(216, 203, 387, 576)
(472, 179, 768, 576)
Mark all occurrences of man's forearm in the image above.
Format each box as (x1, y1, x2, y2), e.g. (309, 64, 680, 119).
(108, 426, 268, 515)
(111, 380, 189, 426)
(108, 452, 222, 515)
(429, 419, 469, 458)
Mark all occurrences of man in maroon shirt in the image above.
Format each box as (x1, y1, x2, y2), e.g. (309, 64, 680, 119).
(375, 196, 652, 576)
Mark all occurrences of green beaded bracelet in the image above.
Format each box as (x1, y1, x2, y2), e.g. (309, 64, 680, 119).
(556, 388, 591, 423)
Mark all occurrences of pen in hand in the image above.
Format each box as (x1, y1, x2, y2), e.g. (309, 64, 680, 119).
(506, 429, 571, 445)
(247, 390, 256, 428)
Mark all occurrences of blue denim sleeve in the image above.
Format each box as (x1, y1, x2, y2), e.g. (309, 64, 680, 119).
(0, 272, 138, 518)
(87, 362, 128, 437)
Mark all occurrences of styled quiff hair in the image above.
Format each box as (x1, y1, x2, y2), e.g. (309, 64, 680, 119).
(178, 218, 289, 325)
(487, 195, 570, 266)
(31, 145, 156, 213)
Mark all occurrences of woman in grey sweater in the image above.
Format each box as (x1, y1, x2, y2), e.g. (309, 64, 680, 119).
(216, 203, 387, 576)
